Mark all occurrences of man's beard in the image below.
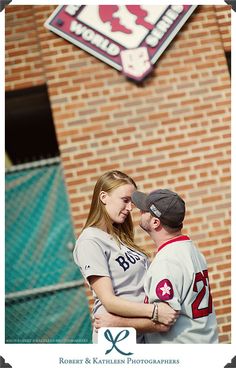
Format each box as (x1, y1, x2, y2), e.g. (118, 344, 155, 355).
(139, 220, 151, 233)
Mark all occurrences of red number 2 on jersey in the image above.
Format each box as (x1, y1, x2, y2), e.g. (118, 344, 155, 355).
(192, 269, 213, 319)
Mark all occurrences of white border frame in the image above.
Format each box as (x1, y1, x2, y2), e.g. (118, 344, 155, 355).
(1, 1, 235, 367)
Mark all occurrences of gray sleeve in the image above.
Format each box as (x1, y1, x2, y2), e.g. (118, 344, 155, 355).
(146, 259, 182, 310)
(73, 237, 110, 280)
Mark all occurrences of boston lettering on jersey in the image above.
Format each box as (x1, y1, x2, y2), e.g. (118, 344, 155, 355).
(115, 249, 141, 271)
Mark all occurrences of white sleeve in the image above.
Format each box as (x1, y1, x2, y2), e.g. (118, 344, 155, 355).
(146, 259, 182, 310)
(73, 237, 110, 280)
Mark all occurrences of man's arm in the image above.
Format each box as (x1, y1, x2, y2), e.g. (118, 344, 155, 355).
(89, 275, 179, 324)
(94, 311, 172, 333)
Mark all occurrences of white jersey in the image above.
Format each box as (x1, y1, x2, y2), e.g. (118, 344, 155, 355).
(73, 227, 149, 342)
(144, 235, 218, 344)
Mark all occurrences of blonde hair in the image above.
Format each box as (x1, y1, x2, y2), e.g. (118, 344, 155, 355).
(83, 170, 145, 254)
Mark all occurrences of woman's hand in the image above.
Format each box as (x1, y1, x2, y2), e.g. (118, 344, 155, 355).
(157, 302, 180, 325)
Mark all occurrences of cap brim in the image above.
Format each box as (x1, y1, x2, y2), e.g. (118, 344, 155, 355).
(131, 191, 149, 211)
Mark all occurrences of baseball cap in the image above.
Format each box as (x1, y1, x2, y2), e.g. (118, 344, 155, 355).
(132, 189, 185, 227)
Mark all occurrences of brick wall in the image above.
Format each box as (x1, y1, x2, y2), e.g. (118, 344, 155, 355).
(5, 5, 46, 90)
(214, 5, 231, 52)
(5, 5, 231, 343)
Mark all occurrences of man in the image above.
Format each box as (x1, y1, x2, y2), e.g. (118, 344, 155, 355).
(95, 188, 218, 343)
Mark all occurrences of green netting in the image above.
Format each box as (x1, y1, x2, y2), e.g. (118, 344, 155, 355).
(5, 288, 91, 343)
(5, 162, 92, 343)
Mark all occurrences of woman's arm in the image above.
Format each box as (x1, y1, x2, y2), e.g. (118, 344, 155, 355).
(89, 275, 178, 325)
(94, 311, 171, 333)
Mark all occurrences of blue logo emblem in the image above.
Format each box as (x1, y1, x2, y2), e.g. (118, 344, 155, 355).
(104, 329, 133, 356)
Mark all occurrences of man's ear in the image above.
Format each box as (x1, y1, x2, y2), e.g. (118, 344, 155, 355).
(100, 191, 108, 205)
(151, 217, 161, 230)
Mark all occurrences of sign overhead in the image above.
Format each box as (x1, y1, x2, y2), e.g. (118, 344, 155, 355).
(45, 5, 197, 81)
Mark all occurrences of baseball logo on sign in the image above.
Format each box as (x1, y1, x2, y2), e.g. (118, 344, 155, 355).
(45, 5, 197, 81)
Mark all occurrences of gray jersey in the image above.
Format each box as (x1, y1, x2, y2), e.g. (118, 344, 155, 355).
(73, 227, 149, 342)
(144, 235, 218, 344)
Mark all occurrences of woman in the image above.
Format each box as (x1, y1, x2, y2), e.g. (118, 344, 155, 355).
(73, 170, 178, 343)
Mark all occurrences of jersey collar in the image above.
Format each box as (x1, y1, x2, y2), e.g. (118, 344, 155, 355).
(158, 235, 190, 253)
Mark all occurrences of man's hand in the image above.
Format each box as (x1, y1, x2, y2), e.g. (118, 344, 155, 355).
(94, 310, 173, 333)
(94, 311, 121, 330)
(157, 302, 180, 325)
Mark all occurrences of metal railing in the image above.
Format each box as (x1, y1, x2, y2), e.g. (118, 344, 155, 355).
(5, 280, 84, 302)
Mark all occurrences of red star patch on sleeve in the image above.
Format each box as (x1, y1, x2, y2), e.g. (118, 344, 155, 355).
(155, 279, 174, 301)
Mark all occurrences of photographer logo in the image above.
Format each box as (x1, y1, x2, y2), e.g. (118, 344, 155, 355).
(98, 328, 135, 356)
